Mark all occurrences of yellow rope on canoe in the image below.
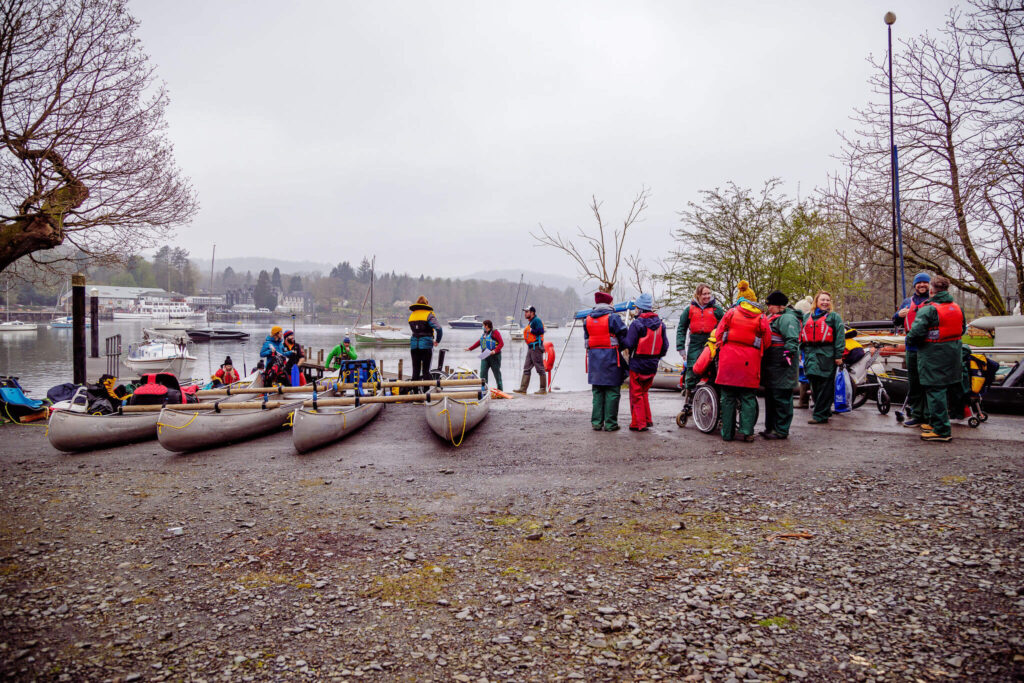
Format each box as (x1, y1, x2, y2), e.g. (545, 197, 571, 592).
(2, 403, 48, 427)
(440, 400, 476, 448)
(157, 412, 199, 434)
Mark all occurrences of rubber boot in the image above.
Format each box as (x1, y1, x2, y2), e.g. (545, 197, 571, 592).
(797, 382, 809, 409)
(535, 373, 547, 395)
(513, 372, 530, 394)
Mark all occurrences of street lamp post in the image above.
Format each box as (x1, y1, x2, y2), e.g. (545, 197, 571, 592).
(885, 11, 901, 312)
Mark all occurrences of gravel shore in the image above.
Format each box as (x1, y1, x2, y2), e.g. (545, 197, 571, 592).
(2, 392, 1023, 681)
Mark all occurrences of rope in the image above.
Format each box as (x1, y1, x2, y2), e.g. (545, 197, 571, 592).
(2, 403, 47, 427)
(439, 398, 476, 447)
(157, 411, 199, 434)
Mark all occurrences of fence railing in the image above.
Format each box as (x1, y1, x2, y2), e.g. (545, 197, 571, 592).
(105, 334, 121, 376)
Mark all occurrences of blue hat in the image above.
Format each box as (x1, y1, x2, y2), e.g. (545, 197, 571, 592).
(343, 337, 351, 343)
(913, 272, 931, 285)
(635, 293, 654, 311)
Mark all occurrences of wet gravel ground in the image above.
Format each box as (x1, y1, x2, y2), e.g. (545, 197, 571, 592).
(2, 392, 1023, 682)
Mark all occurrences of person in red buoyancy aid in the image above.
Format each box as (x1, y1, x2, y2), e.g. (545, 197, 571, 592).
(713, 281, 769, 442)
(676, 283, 726, 399)
(624, 293, 669, 431)
(585, 291, 629, 431)
(891, 272, 933, 426)
(211, 356, 240, 387)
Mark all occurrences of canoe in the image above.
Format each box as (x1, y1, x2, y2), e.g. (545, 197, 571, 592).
(425, 387, 489, 445)
(292, 388, 384, 453)
(157, 374, 305, 453)
(652, 361, 684, 391)
(48, 409, 160, 452)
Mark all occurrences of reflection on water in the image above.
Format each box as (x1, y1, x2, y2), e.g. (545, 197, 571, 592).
(0, 319, 686, 396)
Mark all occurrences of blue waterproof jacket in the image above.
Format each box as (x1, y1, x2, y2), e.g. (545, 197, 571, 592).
(584, 305, 627, 386)
(260, 335, 288, 359)
(625, 312, 669, 375)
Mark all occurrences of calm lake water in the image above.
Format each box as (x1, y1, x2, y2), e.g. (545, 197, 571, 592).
(0, 319, 688, 397)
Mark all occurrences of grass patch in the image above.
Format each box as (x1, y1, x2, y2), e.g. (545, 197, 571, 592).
(756, 616, 794, 629)
(366, 564, 453, 604)
(297, 478, 325, 487)
(940, 475, 967, 485)
(491, 515, 519, 526)
(963, 335, 992, 347)
(502, 540, 571, 574)
(0, 562, 20, 576)
(594, 514, 751, 565)
(236, 571, 314, 589)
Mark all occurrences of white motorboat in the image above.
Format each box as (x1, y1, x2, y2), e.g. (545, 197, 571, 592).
(151, 320, 189, 332)
(448, 315, 483, 329)
(124, 338, 196, 375)
(0, 320, 37, 332)
(49, 316, 89, 329)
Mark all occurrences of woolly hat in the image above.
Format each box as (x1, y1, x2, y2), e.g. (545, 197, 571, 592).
(594, 291, 613, 305)
(283, 329, 294, 338)
(735, 280, 757, 303)
(271, 325, 283, 335)
(343, 337, 351, 344)
(635, 293, 654, 311)
(766, 290, 788, 306)
(913, 272, 931, 285)
(222, 356, 233, 367)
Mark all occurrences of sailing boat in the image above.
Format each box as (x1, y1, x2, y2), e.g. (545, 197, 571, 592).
(352, 258, 409, 347)
(0, 280, 38, 332)
(49, 284, 89, 328)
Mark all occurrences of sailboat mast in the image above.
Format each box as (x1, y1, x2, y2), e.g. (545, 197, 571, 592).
(370, 257, 375, 326)
(209, 244, 216, 293)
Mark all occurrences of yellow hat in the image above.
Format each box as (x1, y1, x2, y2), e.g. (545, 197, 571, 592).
(271, 325, 283, 335)
(735, 280, 757, 302)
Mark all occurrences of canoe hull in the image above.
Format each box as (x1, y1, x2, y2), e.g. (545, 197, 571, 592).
(425, 393, 489, 444)
(47, 410, 160, 452)
(157, 402, 301, 453)
(293, 400, 384, 453)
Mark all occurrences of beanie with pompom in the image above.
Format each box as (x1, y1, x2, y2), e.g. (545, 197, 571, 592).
(734, 280, 757, 303)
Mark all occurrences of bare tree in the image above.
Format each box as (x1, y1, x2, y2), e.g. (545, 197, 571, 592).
(533, 187, 650, 294)
(0, 0, 198, 279)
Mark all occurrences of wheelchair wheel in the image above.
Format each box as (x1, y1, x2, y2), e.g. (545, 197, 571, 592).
(876, 388, 890, 415)
(676, 411, 688, 428)
(691, 384, 719, 434)
(851, 377, 869, 410)
(968, 416, 980, 428)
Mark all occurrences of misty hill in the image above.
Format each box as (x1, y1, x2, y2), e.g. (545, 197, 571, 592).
(195, 257, 334, 275)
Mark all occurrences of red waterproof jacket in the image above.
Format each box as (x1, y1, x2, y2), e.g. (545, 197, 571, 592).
(713, 304, 769, 389)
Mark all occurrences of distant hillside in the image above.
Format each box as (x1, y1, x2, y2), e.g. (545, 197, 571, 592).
(193, 256, 334, 275)
(461, 269, 589, 297)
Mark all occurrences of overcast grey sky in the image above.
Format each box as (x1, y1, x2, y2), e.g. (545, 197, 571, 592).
(132, 0, 960, 279)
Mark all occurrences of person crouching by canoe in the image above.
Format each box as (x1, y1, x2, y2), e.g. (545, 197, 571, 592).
(905, 275, 966, 443)
(761, 291, 801, 440)
(713, 283, 769, 442)
(281, 330, 307, 386)
(799, 291, 846, 424)
(584, 291, 628, 431)
(624, 293, 669, 432)
(210, 356, 240, 387)
(325, 337, 357, 370)
(514, 306, 547, 395)
(408, 296, 443, 390)
(891, 272, 932, 427)
(466, 320, 504, 391)
(677, 283, 725, 405)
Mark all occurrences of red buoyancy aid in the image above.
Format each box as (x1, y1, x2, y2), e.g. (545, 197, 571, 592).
(766, 313, 785, 348)
(131, 373, 185, 404)
(905, 298, 924, 332)
(720, 308, 763, 349)
(585, 315, 617, 349)
(688, 304, 718, 334)
(924, 301, 964, 343)
(800, 314, 834, 344)
(636, 323, 665, 356)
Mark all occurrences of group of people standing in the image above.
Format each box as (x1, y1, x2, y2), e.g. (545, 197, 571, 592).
(585, 272, 967, 443)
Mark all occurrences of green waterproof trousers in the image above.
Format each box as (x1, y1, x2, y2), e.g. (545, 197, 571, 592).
(480, 353, 502, 391)
(591, 385, 621, 430)
(808, 368, 836, 423)
(720, 386, 757, 440)
(763, 386, 794, 437)
(923, 383, 958, 438)
(906, 350, 925, 420)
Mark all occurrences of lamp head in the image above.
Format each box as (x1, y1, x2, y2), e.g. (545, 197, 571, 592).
(884, 11, 896, 25)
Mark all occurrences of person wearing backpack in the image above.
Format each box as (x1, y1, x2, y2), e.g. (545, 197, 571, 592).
(712, 283, 770, 442)
(624, 293, 669, 431)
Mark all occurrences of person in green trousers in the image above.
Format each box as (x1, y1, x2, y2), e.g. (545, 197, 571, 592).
(799, 290, 846, 424)
(584, 291, 628, 430)
(760, 290, 801, 439)
(905, 276, 966, 442)
(892, 272, 932, 426)
(465, 320, 504, 391)
(713, 281, 769, 442)
(676, 283, 725, 400)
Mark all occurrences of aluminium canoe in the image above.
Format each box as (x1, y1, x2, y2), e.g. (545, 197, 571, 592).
(157, 374, 304, 453)
(47, 409, 160, 452)
(424, 389, 489, 445)
(292, 390, 384, 453)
